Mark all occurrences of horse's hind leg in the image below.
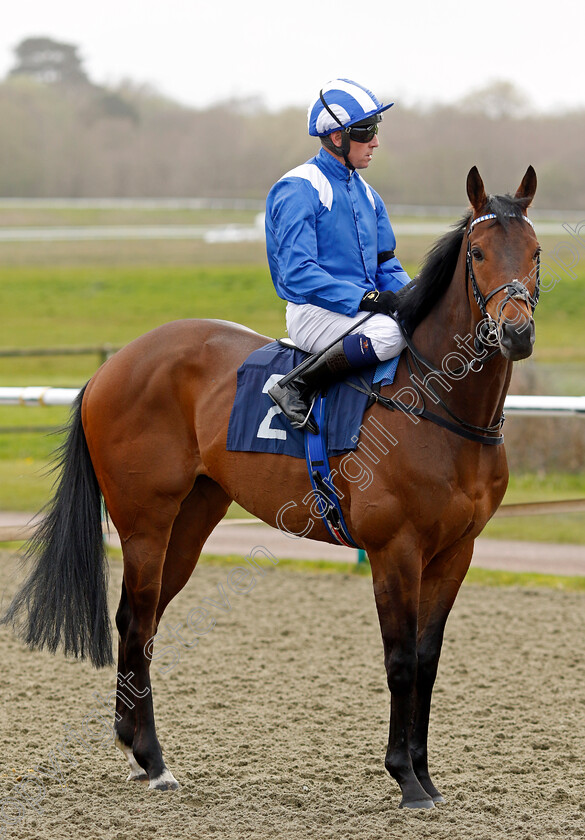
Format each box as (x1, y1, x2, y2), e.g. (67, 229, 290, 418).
(156, 476, 232, 621)
(114, 476, 231, 788)
(113, 524, 179, 790)
(113, 579, 150, 783)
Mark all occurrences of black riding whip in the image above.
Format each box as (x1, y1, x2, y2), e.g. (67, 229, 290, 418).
(273, 311, 375, 388)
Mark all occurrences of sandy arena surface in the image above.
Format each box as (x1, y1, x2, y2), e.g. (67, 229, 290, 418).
(0, 548, 584, 840)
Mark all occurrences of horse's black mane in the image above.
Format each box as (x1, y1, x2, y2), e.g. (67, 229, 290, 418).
(395, 193, 530, 334)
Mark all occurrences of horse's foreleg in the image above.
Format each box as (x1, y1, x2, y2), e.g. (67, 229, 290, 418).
(410, 541, 474, 803)
(370, 547, 433, 810)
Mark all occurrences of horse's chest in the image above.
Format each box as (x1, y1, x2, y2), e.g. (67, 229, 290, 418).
(441, 474, 505, 542)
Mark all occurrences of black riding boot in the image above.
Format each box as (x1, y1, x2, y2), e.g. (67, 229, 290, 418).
(268, 340, 355, 434)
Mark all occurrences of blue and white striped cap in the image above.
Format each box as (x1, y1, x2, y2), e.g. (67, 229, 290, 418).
(307, 78, 393, 137)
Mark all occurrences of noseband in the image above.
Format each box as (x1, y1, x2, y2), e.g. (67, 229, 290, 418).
(466, 213, 540, 346)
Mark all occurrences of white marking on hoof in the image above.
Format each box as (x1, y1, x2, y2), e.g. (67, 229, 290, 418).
(115, 736, 148, 782)
(148, 768, 180, 791)
(127, 764, 149, 783)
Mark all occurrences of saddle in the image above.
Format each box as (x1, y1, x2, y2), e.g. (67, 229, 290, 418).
(226, 340, 401, 548)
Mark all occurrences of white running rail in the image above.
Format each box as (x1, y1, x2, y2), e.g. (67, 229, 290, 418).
(1, 389, 584, 415)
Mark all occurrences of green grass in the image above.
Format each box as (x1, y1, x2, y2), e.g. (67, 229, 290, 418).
(0, 268, 582, 363)
(529, 265, 585, 363)
(0, 264, 283, 367)
(195, 554, 585, 590)
(497, 472, 585, 502)
(199, 552, 373, 577)
(0, 259, 583, 381)
(193, 552, 584, 591)
(463, 566, 585, 591)
(481, 473, 585, 544)
(482, 513, 584, 544)
(0, 210, 581, 361)
(0, 459, 54, 510)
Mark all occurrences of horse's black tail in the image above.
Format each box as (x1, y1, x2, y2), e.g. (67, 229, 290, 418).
(1, 386, 113, 668)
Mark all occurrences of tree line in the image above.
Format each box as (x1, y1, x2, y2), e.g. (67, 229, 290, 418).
(0, 37, 583, 209)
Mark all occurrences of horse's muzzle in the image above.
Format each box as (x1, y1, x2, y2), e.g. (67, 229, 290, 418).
(499, 316, 535, 361)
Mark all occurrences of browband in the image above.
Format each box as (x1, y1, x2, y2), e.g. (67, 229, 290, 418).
(469, 213, 535, 234)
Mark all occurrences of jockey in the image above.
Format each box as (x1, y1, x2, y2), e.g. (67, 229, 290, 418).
(265, 78, 411, 434)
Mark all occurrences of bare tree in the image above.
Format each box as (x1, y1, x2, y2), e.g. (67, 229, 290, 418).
(0, 48, 583, 208)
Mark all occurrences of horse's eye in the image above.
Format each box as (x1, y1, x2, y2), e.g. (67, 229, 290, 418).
(471, 248, 484, 262)
(533, 247, 541, 260)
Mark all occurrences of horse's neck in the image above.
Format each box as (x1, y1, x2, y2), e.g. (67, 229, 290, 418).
(411, 245, 513, 428)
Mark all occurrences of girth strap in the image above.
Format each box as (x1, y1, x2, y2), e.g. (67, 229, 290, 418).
(304, 396, 360, 548)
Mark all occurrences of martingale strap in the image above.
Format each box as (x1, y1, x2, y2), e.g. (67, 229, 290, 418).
(401, 402, 504, 445)
(304, 396, 360, 548)
(345, 377, 505, 446)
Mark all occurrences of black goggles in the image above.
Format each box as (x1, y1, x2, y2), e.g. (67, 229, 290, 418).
(345, 123, 379, 143)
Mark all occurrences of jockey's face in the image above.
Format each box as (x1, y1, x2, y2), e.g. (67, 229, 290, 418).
(328, 130, 380, 170)
(347, 132, 380, 170)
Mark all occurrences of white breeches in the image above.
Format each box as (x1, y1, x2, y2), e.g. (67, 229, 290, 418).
(285, 302, 406, 361)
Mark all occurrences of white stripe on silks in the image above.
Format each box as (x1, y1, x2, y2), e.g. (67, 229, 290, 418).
(359, 176, 376, 209)
(321, 79, 378, 114)
(315, 104, 350, 135)
(280, 164, 333, 210)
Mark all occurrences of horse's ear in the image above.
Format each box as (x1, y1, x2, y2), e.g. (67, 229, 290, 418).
(515, 165, 537, 207)
(466, 166, 488, 212)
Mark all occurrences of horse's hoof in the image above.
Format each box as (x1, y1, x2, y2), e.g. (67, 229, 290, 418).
(150, 780, 180, 791)
(127, 770, 149, 783)
(148, 770, 180, 791)
(399, 797, 435, 810)
(432, 793, 445, 804)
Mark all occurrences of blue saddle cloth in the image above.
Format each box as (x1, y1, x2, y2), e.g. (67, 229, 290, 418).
(226, 341, 399, 458)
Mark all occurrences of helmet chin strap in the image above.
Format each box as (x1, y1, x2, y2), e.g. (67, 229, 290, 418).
(323, 134, 354, 170)
(319, 89, 355, 171)
(338, 131, 354, 171)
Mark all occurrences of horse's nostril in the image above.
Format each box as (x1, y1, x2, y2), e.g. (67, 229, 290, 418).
(499, 318, 535, 360)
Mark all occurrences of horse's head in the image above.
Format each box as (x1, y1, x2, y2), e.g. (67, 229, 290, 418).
(466, 166, 540, 361)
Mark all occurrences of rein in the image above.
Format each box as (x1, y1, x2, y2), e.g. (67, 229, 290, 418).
(354, 349, 507, 446)
(346, 330, 506, 445)
(350, 213, 539, 446)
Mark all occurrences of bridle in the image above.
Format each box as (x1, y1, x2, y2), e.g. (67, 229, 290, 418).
(350, 211, 540, 445)
(466, 213, 541, 349)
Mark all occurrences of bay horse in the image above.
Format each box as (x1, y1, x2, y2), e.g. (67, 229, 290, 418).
(3, 166, 540, 809)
